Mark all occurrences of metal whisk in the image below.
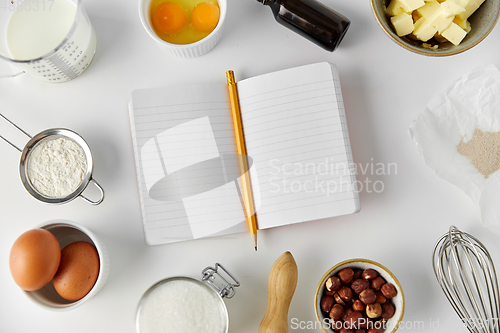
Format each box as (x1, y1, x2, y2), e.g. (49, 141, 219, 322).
(433, 225, 500, 333)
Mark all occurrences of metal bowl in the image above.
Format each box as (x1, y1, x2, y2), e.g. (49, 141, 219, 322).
(19, 128, 104, 205)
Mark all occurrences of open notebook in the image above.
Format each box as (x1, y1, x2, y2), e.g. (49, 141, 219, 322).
(129, 62, 360, 245)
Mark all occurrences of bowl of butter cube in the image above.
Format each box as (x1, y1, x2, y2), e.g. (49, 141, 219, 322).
(371, 0, 500, 56)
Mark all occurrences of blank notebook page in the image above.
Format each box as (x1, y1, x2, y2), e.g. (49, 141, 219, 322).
(129, 84, 249, 245)
(237, 62, 360, 229)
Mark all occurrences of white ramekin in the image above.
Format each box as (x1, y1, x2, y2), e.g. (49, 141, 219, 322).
(138, 0, 227, 58)
(21, 220, 110, 311)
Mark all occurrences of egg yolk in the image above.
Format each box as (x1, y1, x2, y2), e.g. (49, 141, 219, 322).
(153, 2, 187, 34)
(191, 2, 220, 33)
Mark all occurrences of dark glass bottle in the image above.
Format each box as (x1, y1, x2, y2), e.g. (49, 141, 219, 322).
(257, 0, 350, 52)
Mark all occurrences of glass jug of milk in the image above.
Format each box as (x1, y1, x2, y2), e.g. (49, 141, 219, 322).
(0, 0, 96, 82)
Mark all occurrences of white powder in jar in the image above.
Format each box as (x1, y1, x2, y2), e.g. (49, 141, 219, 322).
(138, 279, 226, 333)
(27, 137, 87, 198)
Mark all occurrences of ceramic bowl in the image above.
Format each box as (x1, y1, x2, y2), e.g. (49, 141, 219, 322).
(314, 258, 405, 333)
(22, 220, 110, 311)
(138, 0, 227, 58)
(370, 0, 500, 56)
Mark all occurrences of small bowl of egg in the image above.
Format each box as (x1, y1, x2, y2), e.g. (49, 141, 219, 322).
(9, 220, 109, 311)
(139, 0, 227, 58)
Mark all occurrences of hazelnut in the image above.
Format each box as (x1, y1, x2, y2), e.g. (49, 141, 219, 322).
(366, 303, 382, 318)
(329, 303, 344, 320)
(338, 286, 354, 302)
(353, 269, 363, 280)
(334, 292, 346, 306)
(351, 279, 370, 294)
(321, 295, 335, 313)
(326, 276, 342, 292)
(353, 299, 365, 312)
(375, 292, 386, 304)
(321, 266, 397, 332)
(357, 315, 370, 329)
(368, 317, 386, 332)
(339, 329, 354, 333)
(371, 276, 385, 291)
(380, 283, 397, 299)
(330, 319, 344, 331)
(381, 303, 395, 319)
(344, 311, 363, 329)
(343, 307, 354, 321)
(359, 289, 376, 304)
(338, 268, 354, 284)
(362, 269, 378, 280)
(324, 288, 335, 296)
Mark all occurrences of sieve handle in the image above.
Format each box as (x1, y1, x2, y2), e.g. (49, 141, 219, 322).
(79, 178, 105, 205)
(0, 71, 25, 79)
(0, 112, 32, 152)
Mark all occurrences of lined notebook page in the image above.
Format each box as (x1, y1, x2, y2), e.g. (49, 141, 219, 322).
(129, 84, 248, 245)
(238, 62, 360, 229)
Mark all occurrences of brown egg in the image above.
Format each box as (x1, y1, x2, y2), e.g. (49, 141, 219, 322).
(9, 229, 61, 291)
(53, 241, 100, 301)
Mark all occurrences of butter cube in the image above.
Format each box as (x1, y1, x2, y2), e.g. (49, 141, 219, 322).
(416, 1, 440, 17)
(433, 10, 454, 33)
(445, 0, 469, 7)
(441, 0, 465, 16)
(386, 0, 406, 16)
(391, 12, 415, 36)
(413, 16, 438, 41)
(416, 3, 453, 33)
(442, 22, 467, 44)
(386, 0, 479, 46)
(400, 0, 425, 12)
(456, 0, 480, 20)
(454, 17, 471, 32)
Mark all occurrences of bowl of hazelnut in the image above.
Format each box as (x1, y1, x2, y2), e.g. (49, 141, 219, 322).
(314, 258, 404, 333)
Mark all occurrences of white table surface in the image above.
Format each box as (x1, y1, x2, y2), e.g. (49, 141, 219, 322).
(1, 0, 500, 332)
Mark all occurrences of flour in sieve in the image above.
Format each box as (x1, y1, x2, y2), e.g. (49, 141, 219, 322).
(27, 137, 87, 198)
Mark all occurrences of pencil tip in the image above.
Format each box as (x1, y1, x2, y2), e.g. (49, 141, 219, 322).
(255, 246, 257, 251)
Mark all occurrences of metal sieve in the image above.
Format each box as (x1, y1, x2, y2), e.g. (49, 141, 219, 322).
(0, 113, 104, 205)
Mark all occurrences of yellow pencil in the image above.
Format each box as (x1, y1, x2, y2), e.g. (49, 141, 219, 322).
(226, 70, 258, 251)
